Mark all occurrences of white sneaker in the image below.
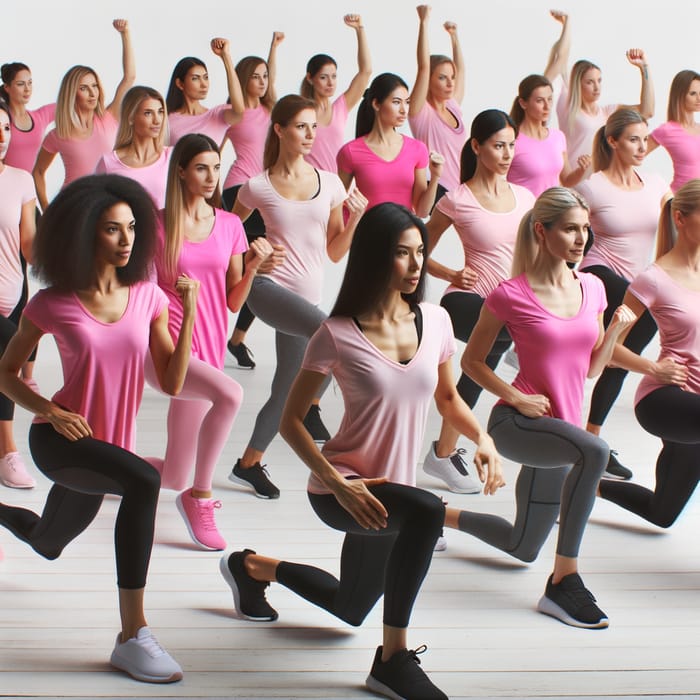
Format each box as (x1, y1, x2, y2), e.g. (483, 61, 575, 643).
(434, 532, 447, 552)
(0, 452, 36, 489)
(423, 442, 481, 494)
(110, 627, 183, 683)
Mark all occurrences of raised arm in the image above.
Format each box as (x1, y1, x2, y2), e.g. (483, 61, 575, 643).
(266, 31, 285, 105)
(409, 4, 431, 117)
(210, 37, 245, 121)
(341, 15, 372, 111)
(444, 20, 465, 104)
(623, 48, 654, 119)
(105, 19, 136, 119)
(543, 10, 571, 83)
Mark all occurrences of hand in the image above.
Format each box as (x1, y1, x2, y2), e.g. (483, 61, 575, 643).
(472, 434, 505, 495)
(652, 357, 689, 387)
(112, 18, 129, 33)
(175, 274, 200, 315)
(514, 392, 551, 418)
(608, 304, 637, 334)
(549, 9, 568, 24)
(626, 48, 648, 69)
(416, 5, 431, 21)
(449, 266, 478, 290)
(443, 21, 458, 35)
(576, 154, 592, 172)
(46, 405, 93, 442)
(271, 31, 285, 46)
(257, 243, 286, 273)
(429, 151, 444, 180)
(244, 237, 274, 272)
(210, 37, 230, 57)
(343, 14, 363, 30)
(344, 188, 368, 222)
(331, 477, 388, 530)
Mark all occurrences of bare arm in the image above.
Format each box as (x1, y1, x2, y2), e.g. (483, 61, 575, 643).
(587, 305, 637, 378)
(337, 168, 354, 192)
(425, 207, 478, 289)
(623, 49, 654, 119)
(19, 199, 36, 263)
(211, 37, 245, 121)
(409, 4, 431, 117)
(413, 156, 442, 218)
(444, 21, 465, 104)
(342, 15, 372, 110)
(225, 238, 273, 312)
(32, 147, 56, 212)
(266, 32, 285, 105)
(543, 10, 571, 83)
(559, 151, 591, 187)
(105, 19, 136, 119)
(326, 190, 368, 262)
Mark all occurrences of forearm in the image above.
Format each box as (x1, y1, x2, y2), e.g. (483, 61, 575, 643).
(222, 51, 245, 114)
(426, 257, 457, 283)
(33, 170, 49, 212)
(436, 391, 487, 444)
(226, 267, 257, 312)
(161, 313, 195, 395)
(120, 28, 136, 84)
(463, 357, 524, 406)
(356, 25, 371, 76)
(638, 64, 654, 118)
(326, 214, 361, 262)
(588, 325, 627, 377)
(415, 177, 440, 218)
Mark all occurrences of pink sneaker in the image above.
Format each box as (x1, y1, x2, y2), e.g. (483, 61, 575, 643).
(0, 452, 36, 489)
(175, 489, 226, 551)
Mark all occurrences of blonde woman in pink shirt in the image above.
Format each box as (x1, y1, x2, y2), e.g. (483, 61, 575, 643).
(33, 19, 135, 211)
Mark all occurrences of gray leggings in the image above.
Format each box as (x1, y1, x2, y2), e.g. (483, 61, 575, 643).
(245, 276, 332, 452)
(458, 404, 608, 560)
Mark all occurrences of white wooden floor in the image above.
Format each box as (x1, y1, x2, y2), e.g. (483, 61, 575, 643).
(1, 311, 699, 700)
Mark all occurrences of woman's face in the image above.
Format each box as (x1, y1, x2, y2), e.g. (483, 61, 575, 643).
(0, 109, 11, 161)
(374, 86, 409, 129)
(132, 97, 165, 140)
(275, 107, 317, 155)
(580, 68, 602, 104)
(179, 150, 220, 199)
(391, 226, 424, 294)
(177, 65, 209, 101)
(520, 85, 553, 124)
(537, 206, 590, 265)
(74, 73, 99, 112)
(429, 62, 455, 102)
(683, 79, 700, 114)
(675, 205, 700, 245)
(95, 202, 135, 269)
(473, 126, 516, 176)
(307, 62, 337, 99)
(6, 69, 33, 105)
(609, 122, 648, 167)
(246, 62, 269, 99)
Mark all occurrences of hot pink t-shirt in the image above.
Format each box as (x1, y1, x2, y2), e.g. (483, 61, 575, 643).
(24, 282, 167, 451)
(237, 169, 346, 304)
(578, 170, 669, 280)
(306, 94, 349, 174)
(508, 128, 567, 197)
(336, 135, 429, 211)
(5, 103, 56, 173)
(650, 121, 700, 193)
(95, 147, 173, 209)
(0, 166, 35, 315)
(408, 99, 465, 192)
(629, 264, 700, 402)
(436, 182, 535, 298)
(168, 104, 231, 146)
(302, 303, 456, 494)
(41, 113, 118, 188)
(486, 272, 607, 426)
(222, 104, 270, 189)
(154, 209, 247, 369)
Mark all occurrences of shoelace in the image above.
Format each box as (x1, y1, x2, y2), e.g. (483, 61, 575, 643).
(5, 454, 22, 473)
(448, 448, 470, 476)
(137, 631, 167, 658)
(195, 499, 222, 532)
(407, 644, 428, 665)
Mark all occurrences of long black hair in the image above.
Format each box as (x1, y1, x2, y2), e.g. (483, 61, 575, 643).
(166, 57, 207, 112)
(355, 72, 408, 138)
(460, 109, 517, 183)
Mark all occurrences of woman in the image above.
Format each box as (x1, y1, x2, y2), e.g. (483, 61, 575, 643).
(220, 203, 502, 700)
(508, 73, 589, 197)
(33, 19, 135, 211)
(647, 70, 700, 193)
(230, 94, 367, 499)
(95, 86, 172, 208)
(599, 180, 700, 527)
(452, 186, 635, 628)
(0, 174, 197, 682)
(0, 100, 36, 489)
(147, 134, 272, 551)
(302, 13, 372, 173)
(1, 62, 56, 173)
(337, 73, 442, 217)
(423, 110, 535, 493)
(578, 109, 670, 479)
(408, 4, 465, 197)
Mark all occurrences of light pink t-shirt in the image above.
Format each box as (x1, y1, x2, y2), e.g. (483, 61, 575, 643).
(436, 182, 536, 298)
(302, 303, 456, 494)
(306, 94, 349, 174)
(5, 103, 56, 173)
(0, 166, 35, 315)
(408, 99, 465, 191)
(237, 169, 346, 304)
(95, 147, 173, 209)
(650, 121, 700, 193)
(168, 104, 231, 146)
(222, 104, 270, 189)
(578, 170, 668, 280)
(154, 209, 247, 369)
(41, 113, 119, 188)
(336, 135, 429, 211)
(629, 264, 700, 402)
(486, 271, 607, 426)
(24, 282, 167, 451)
(508, 128, 567, 197)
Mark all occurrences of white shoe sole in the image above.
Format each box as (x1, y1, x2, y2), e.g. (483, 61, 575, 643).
(227, 472, 278, 499)
(219, 555, 277, 622)
(366, 673, 404, 700)
(536, 595, 609, 629)
(174, 494, 224, 551)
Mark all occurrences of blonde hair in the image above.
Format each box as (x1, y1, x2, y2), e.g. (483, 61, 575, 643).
(55, 65, 105, 139)
(114, 86, 168, 151)
(513, 187, 589, 276)
(667, 69, 700, 123)
(656, 179, 700, 258)
(566, 60, 600, 135)
(592, 108, 647, 172)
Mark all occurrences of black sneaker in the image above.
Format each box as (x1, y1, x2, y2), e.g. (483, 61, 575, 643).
(303, 404, 331, 443)
(603, 450, 633, 480)
(219, 549, 278, 621)
(537, 573, 609, 629)
(229, 460, 280, 499)
(227, 340, 255, 369)
(366, 645, 448, 700)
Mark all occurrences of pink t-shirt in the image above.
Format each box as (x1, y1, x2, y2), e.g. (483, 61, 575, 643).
(578, 170, 669, 280)
(168, 104, 231, 146)
(0, 166, 35, 315)
(154, 209, 247, 369)
(41, 113, 118, 188)
(237, 169, 346, 304)
(95, 147, 173, 209)
(436, 182, 536, 298)
(336, 135, 429, 211)
(650, 121, 700, 193)
(24, 282, 167, 451)
(508, 128, 567, 197)
(486, 271, 607, 426)
(629, 264, 700, 402)
(306, 94, 349, 173)
(5, 103, 56, 173)
(408, 99, 465, 191)
(302, 303, 456, 494)
(222, 104, 270, 189)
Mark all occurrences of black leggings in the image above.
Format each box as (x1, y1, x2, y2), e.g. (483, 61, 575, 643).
(275, 482, 444, 628)
(441, 291, 512, 408)
(21, 423, 161, 589)
(599, 386, 700, 528)
(222, 184, 266, 335)
(582, 265, 658, 426)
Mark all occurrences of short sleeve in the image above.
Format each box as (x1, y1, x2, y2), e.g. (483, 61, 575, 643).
(325, 172, 347, 209)
(436, 306, 457, 364)
(435, 187, 458, 220)
(412, 138, 429, 168)
(628, 266, 658, 309)
(484, 282, 513, 323)
(210, 104, 231, 126)
(586, 272, 608, 315)
(336, 142, 353, 174)
(23, 289, 55, 333)
(227, 213, 248, 256)
(302, 322, 340, 376)
(17, 169, 35, 205)
(41, 129, 59, 155)
(236, 179, 256, 211)
(651, 122, 670, 146)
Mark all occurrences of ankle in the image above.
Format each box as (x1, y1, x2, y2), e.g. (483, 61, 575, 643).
(190, 489, 212, 499)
